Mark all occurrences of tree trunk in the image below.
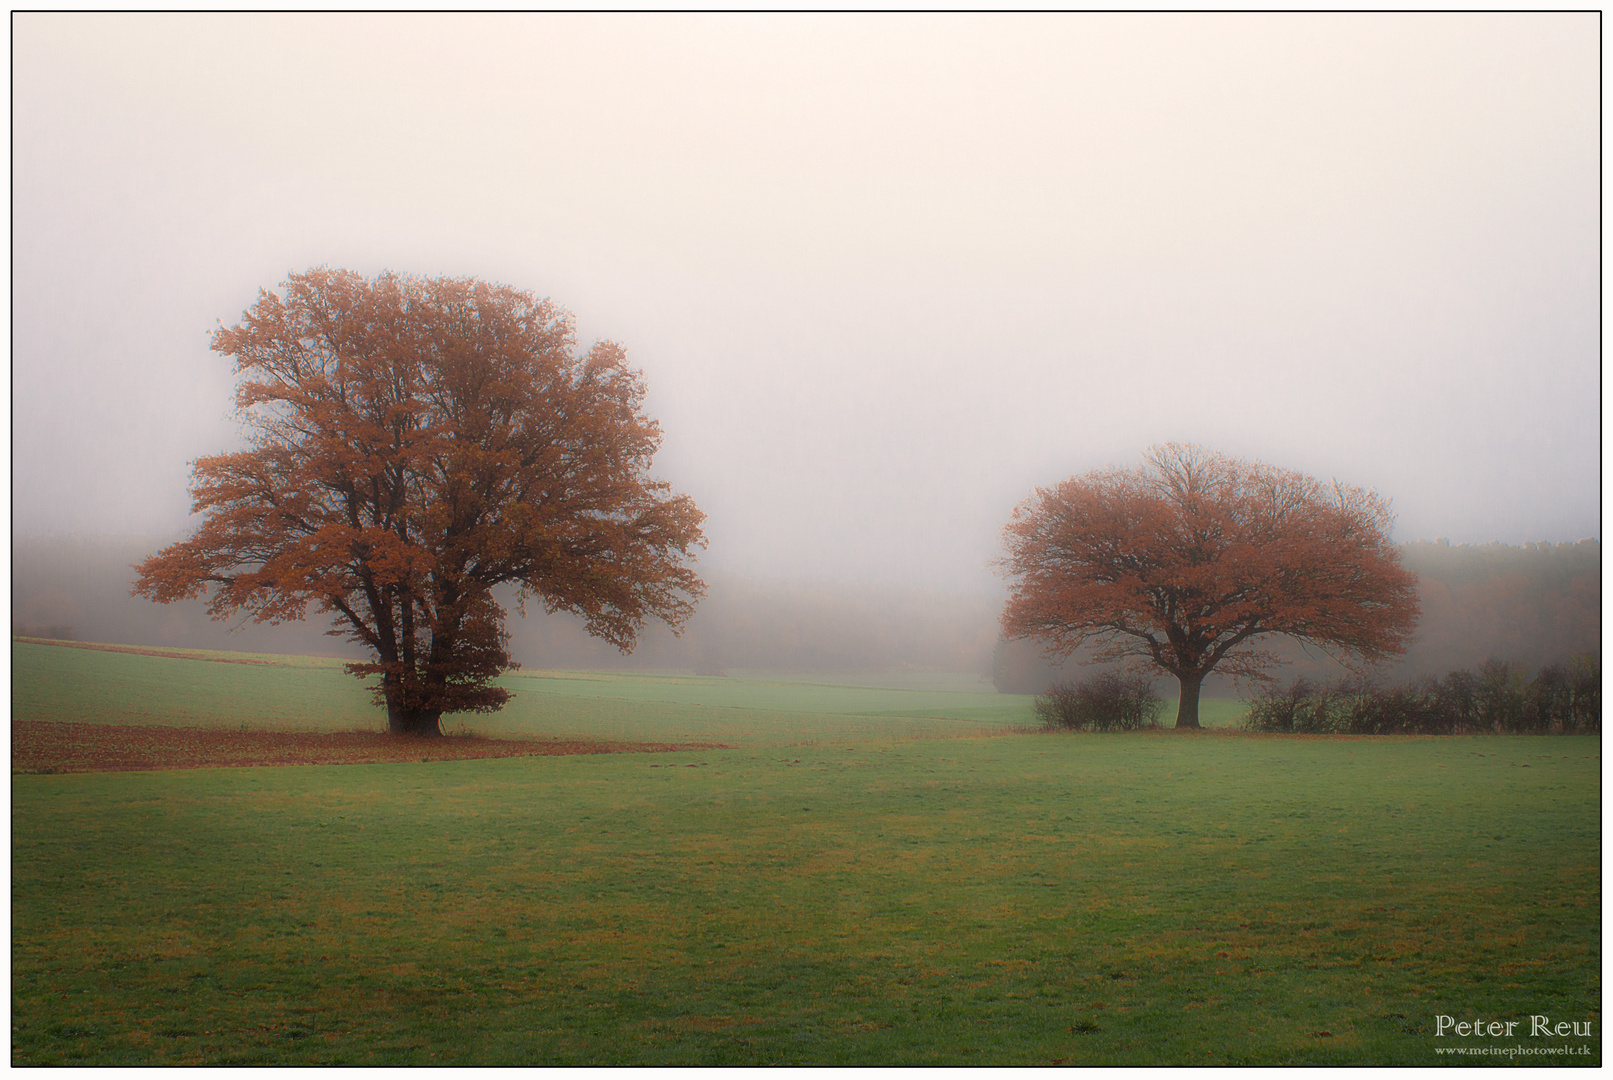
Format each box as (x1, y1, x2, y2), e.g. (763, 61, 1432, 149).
(1174, 671, 1204, 730)
(386, 700, 444, 737)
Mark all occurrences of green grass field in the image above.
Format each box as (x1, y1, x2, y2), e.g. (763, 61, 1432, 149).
(11, 641, 1600, 1066)
(9, 640, 1247, 741)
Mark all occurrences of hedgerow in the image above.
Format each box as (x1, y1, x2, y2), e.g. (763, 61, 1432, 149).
(1243, 656, 1600, 735)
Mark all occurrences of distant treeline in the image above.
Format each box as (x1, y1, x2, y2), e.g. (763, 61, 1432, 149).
(12, 536, 369, 659)
(1394, 539, 1601, 677)
(10, 536, 999, 674)
(11, 536, 1598, 685)
(502, 578, 1000, 674)
(992, 539, 1600, 694)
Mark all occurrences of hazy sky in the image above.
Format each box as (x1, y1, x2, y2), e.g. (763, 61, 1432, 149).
(13, 13, 1601, 592)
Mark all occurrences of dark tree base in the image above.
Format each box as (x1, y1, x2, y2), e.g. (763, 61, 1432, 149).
(386, 707, 445, 738)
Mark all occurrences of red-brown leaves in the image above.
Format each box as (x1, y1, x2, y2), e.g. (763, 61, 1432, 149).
(134, 269, 706, 733)
(1000, 445, 1420, 688)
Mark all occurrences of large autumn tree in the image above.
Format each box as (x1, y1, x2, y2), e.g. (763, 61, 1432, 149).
(1000, 444, 1420, 729)
(135, 269, 706, 736)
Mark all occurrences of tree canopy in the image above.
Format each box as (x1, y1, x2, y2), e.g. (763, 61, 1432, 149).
(999, 444, 1420, 728)
(135, 269, 706, 735)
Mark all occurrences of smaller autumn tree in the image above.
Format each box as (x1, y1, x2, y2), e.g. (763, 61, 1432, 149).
(135, 269, 706, 736)
(999, 445, 1420, 729)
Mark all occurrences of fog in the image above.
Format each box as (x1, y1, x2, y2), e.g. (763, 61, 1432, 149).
(13, 15, 1600, 634)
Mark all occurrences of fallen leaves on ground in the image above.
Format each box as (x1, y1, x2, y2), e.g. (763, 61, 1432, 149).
(12, 720, 732, 774)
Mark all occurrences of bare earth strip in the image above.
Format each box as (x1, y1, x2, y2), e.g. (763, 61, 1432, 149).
(12, 720, 733, 774)
(11, 637, 289, 666)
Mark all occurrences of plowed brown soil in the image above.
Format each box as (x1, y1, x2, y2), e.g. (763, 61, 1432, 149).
(12, 720, 732, 775)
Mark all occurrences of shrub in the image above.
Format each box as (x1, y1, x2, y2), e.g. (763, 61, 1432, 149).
(1565, 654, 1602, 733)
(1473, 659, 1526, 732)
(1244, 657, 1602, 736)
(1333, 677, 1428, 735)
(1524, 655, 1601, 734)
(1246, 677, 1330, 733)
(1431, 668, 1479, 731)
(1035, 671, 1163, 732)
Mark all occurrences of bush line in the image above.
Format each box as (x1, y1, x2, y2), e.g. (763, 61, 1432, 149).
(1243, 656, 1600, 735)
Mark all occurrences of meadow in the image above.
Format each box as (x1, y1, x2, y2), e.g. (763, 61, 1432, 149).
(10, 639, 1245, 742)
(11, 640, 1601, 1066)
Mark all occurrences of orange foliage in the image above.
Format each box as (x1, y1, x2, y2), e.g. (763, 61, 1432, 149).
(134, 269, 705, 735)
(1000, 445, 1419, 727)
